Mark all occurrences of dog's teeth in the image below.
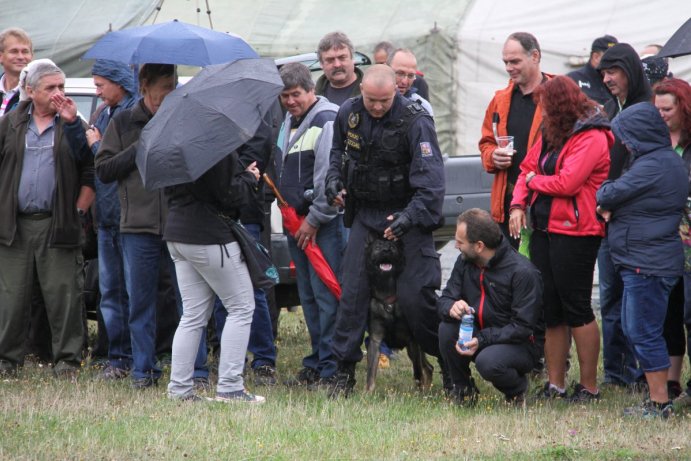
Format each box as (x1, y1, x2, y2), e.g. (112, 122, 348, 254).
(379, 263, 393, 271)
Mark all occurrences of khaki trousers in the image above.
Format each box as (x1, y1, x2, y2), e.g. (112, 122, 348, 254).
(0, 216, 84, 367)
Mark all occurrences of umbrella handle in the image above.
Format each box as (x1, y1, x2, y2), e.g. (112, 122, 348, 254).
(262, 173, 289, 208)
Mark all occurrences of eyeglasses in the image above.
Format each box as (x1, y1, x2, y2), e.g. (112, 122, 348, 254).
(394, 71, 416, 81)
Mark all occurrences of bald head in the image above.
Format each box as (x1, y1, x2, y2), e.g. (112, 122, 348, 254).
(389, 49, 418, 95)
(362, 64, 396, 89)
(360, 65, 397, 118)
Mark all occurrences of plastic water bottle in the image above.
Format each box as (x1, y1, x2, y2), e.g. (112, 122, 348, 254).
(457, 313, 474, 351)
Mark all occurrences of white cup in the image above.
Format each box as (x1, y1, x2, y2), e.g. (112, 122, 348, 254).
(497, 135, 514, 156)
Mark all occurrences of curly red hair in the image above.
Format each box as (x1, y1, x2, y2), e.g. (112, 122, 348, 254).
(534, 76, 599, 150)
(653, 77, 691, 148)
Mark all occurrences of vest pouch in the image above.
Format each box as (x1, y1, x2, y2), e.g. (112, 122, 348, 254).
(381, 125, 402, 152)
(377, 147, 405, 166)
(376, 173, 391, 201)
(390, 166, 409, 198)
(352, 163, 373, 201)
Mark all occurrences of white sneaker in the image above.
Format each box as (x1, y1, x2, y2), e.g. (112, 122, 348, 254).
(214, 389, 266, 404)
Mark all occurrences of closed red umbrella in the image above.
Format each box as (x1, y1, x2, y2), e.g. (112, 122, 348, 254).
(263, 174, 342, 300)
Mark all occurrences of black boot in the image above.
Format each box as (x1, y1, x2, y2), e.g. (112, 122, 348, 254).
(438, 357, 453, 395)
(327, 361, 356, 399)
(449, 377, 479, 406)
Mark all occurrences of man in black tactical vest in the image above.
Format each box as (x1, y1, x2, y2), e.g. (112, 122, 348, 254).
(324, 65, 445, 397)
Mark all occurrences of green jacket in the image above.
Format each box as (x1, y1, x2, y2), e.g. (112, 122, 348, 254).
(95, 98, 167, 235)
(0, 100, 93, 248)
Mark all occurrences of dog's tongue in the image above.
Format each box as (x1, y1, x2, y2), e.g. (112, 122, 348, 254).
(379, 263, 393, 272)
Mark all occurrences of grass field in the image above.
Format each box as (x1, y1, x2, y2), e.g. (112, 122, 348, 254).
(0, 310, 688, 460)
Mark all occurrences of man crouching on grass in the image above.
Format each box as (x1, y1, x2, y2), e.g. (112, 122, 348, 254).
(437, 209, 542, 405)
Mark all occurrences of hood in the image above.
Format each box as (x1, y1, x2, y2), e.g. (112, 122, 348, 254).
(311, 95, 339, 117)
(611, 102, 671, 158)
(91, 59, 137, 96)
(572, 106, 611, 135)
(597, 43, 652, 107)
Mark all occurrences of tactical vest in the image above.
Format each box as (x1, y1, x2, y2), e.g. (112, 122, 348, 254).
(345, 100, 426, 209)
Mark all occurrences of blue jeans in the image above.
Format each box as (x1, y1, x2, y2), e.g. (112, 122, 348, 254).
(97, 226, 131, 370)
(244, 223, 277, 368)
(620, 269, 678, 372)
(288, 215, 344, 378)
(121, 233, 167, 380)
(212, 224, 277, 369)
(598, 239, 640, 384)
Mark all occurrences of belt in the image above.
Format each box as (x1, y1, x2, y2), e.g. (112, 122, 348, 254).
(19, 211, 52, 220)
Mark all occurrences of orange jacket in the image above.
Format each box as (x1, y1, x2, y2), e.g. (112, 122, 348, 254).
(478, 75, 552, 223)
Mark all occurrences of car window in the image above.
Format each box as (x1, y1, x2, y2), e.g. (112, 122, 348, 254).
(70, 93, 99, 121)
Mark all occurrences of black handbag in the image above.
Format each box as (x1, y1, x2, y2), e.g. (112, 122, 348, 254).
(225, 218, 279, 290)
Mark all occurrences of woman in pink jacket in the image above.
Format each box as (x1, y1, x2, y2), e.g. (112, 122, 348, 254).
(509, 76, 612, 402)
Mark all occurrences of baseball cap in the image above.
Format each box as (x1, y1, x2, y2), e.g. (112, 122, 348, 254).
(592, 35, 618, 52)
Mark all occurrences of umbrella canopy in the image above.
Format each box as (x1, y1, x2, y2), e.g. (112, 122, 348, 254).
(658, 18, 691, 58)
(136, 58, 282, 190)
(263, 174, 342, 300)
(82, 19, 258, 66)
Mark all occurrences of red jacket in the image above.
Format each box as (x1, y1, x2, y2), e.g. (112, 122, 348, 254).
(511, 117, 613, 237)
(479, 76, 552, 223)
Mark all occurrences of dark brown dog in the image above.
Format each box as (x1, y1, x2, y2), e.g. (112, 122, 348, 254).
(364, 234, 434, 392)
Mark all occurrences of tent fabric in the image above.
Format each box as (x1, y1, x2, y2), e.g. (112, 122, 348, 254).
(2, 0, 690, 156)
(151, 0, 472, 155)
(0, 0, 159, 77)
(455, 0, 691, 155)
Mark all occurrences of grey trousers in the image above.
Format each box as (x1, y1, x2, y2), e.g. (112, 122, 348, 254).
(167, 241, 255, 397)
(0, 216, 84, 367)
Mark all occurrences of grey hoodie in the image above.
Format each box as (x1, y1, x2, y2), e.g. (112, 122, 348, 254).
(277, 96, 339, 227)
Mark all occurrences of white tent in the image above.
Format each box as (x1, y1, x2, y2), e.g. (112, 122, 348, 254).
(2, 0, 689, 155)
(0, 0, 158, 77)
(456, 1, 691, 155)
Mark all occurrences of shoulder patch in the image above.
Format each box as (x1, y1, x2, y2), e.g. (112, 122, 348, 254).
(420, 142, 433, 157)
(348, 112, 360, 129)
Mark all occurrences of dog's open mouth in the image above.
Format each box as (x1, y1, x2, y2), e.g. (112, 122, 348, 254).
(379, 263, 393, 272)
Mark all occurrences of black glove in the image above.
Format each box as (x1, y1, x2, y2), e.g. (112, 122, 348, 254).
(388, 211, 414, 238)
(325, 178, 344, 206)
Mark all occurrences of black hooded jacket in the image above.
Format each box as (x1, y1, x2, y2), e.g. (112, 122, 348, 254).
(163, 151, 258, 245)
(437, 237, 543, 351)
(597, 43, 652, 179)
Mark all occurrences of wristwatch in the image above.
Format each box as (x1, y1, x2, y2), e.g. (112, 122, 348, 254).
(77, 208, 86, 217)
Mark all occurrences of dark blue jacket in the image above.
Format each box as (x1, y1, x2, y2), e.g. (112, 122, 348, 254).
(326, 92, 444, 230)
(566, 62, 612, 106)
(596, 102, 687, 277)
(91, 94, 136, 227)
(0, 72, 21, 115)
